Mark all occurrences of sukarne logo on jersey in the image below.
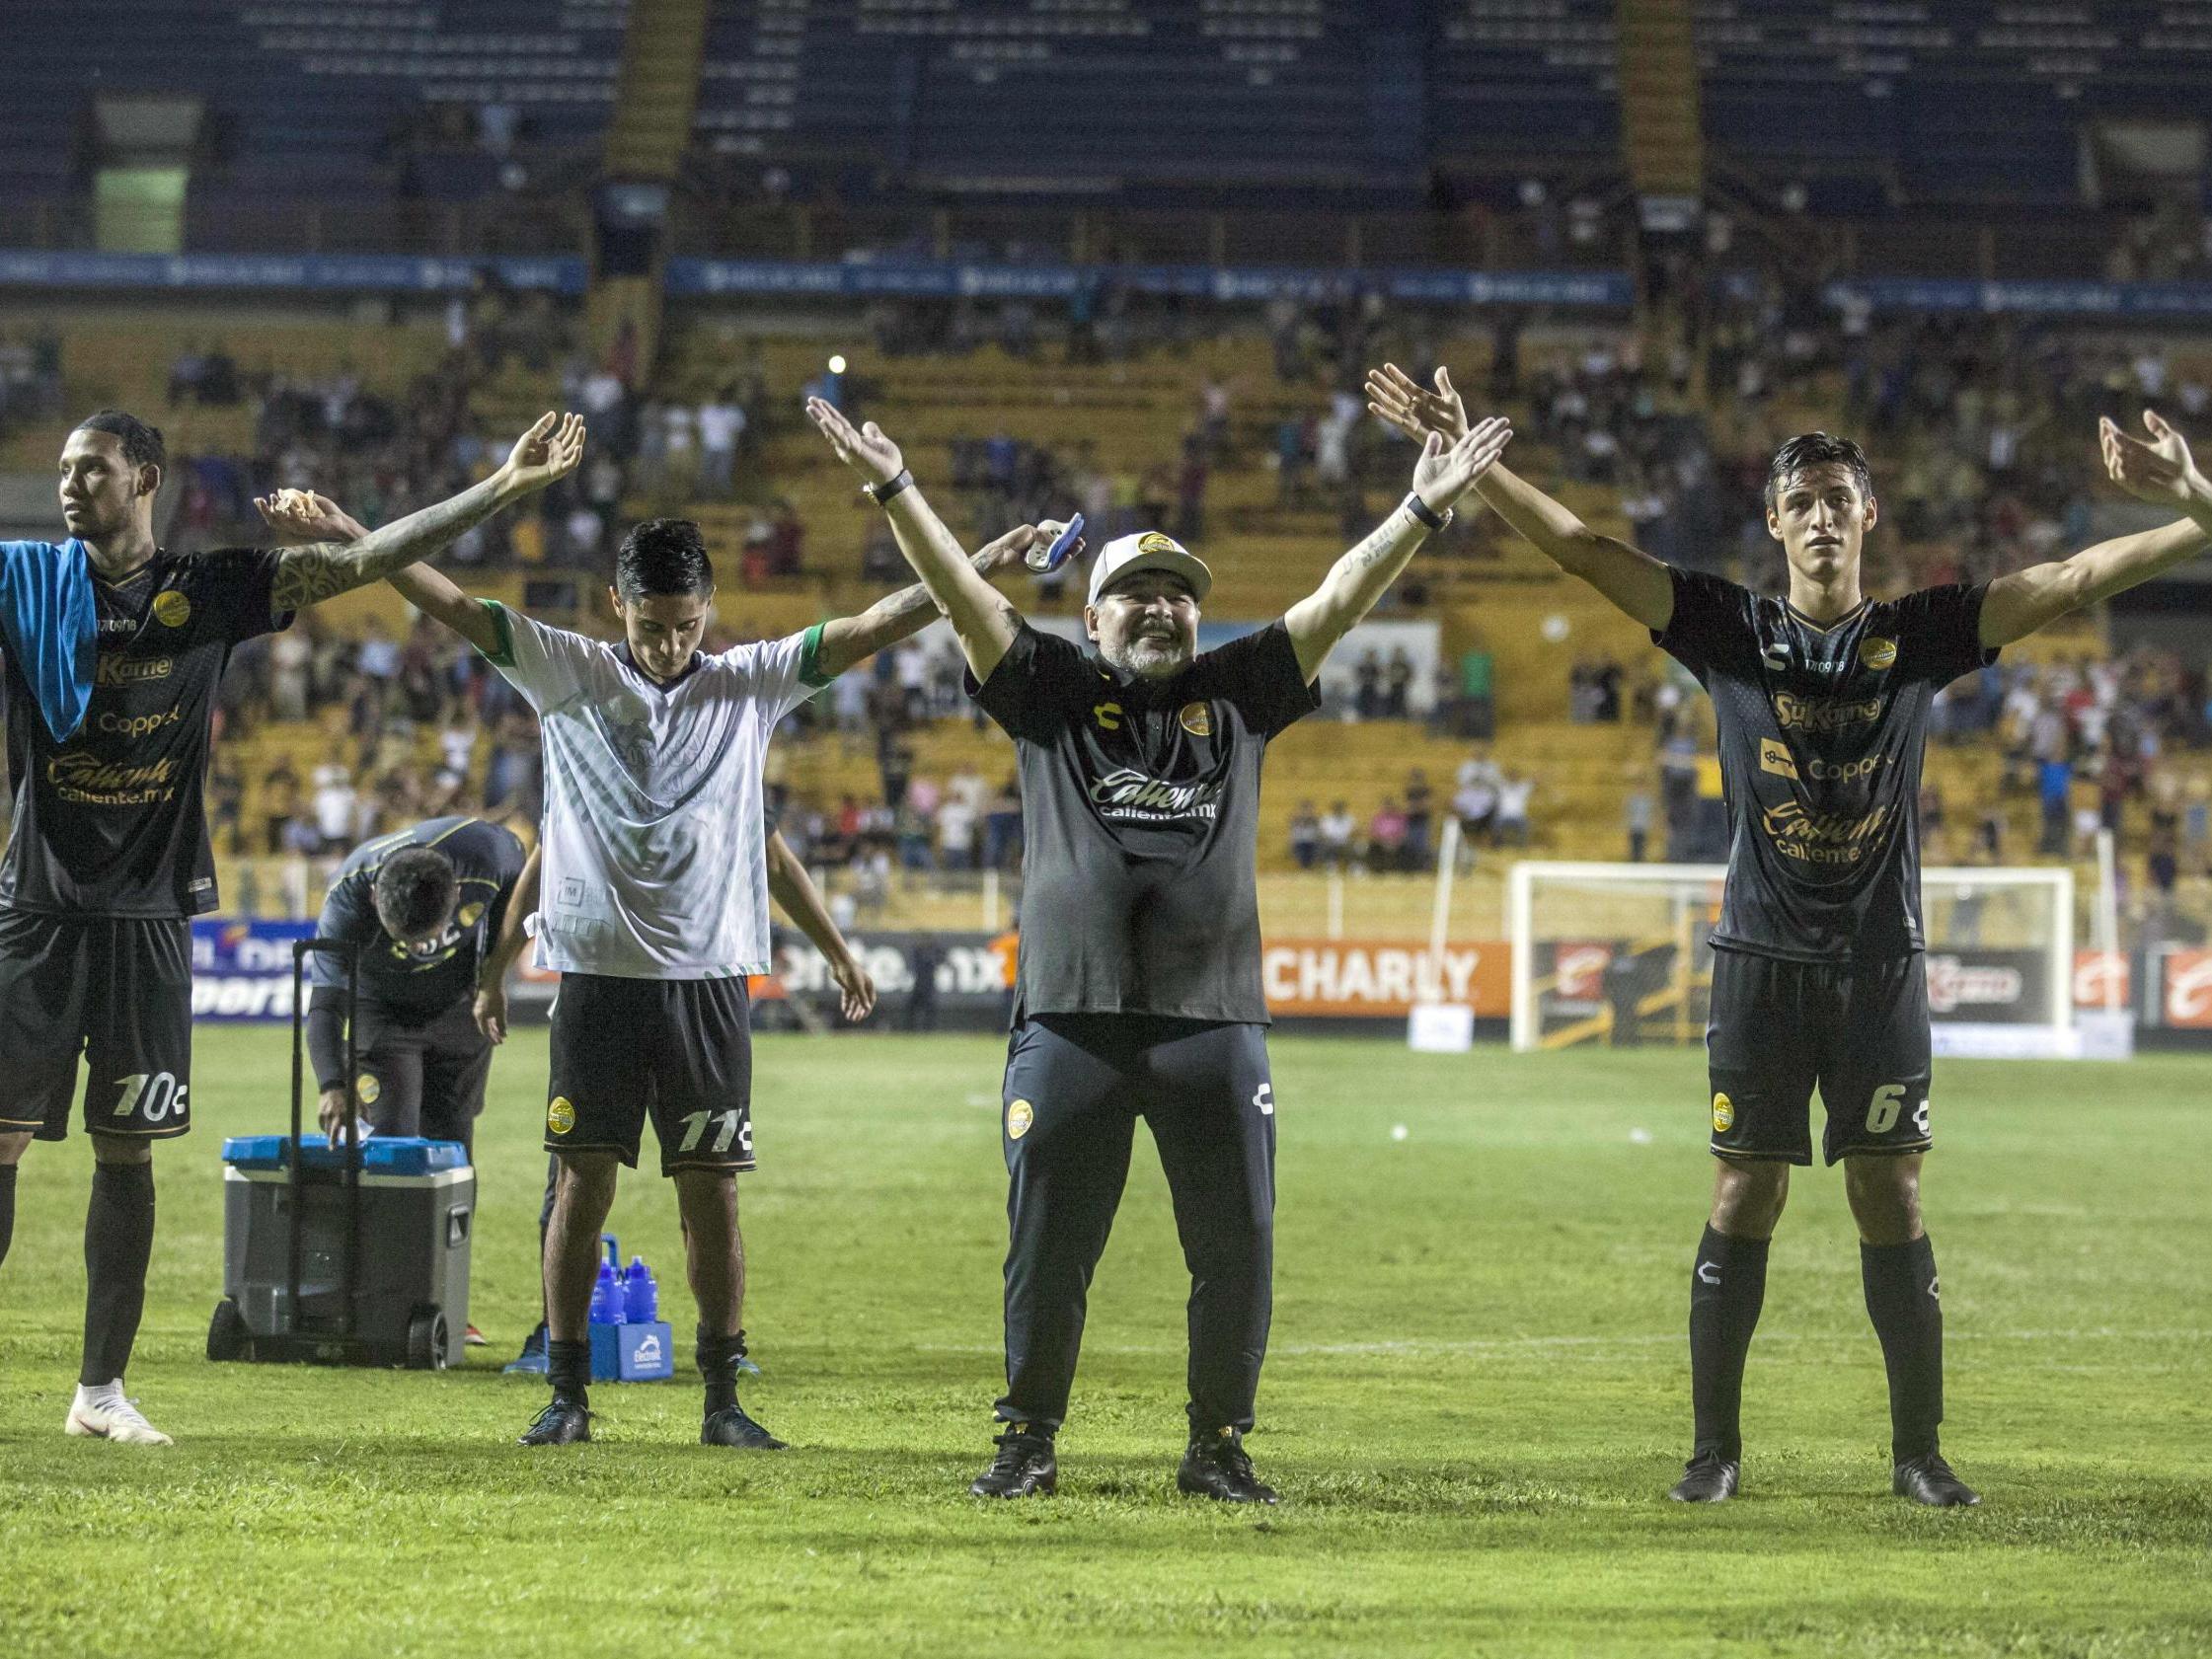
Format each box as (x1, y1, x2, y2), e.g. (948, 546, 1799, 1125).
(95, 654, 171, 687)
(1772, 692, 1883, 733)
(1088, 766, 1222, 822)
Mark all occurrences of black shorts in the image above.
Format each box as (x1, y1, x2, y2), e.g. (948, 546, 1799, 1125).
(546, 972, 754, 1175)
(0, 910, 193, 1142)
(1706, 946, 1932, 1168)
(352, 997, 493, 1155)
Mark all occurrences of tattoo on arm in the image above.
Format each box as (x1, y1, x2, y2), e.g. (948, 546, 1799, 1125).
(270, 475, 508, 610)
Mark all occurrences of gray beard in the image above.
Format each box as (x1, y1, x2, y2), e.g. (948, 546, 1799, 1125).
(1105, 635, 1190, 680)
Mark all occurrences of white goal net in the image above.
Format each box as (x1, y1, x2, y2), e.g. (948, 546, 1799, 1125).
(1506, 862, 2077, 1059)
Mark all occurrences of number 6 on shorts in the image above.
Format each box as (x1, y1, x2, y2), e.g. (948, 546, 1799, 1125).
(1865, 1082, 1906, 1135)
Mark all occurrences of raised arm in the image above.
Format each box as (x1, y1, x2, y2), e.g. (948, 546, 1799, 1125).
(765, 827, 876, 1021)
(1367, 363, 1673, 632)
(810, 522, 1054, 680)
(474, 841, 541, 1045)
(257, 494, 510, 658)
(264, 413, 582, 613)
(1282, 418, 1512, 681)
(1979, 412, 2212, 647)
(806, 397, 1025, 681)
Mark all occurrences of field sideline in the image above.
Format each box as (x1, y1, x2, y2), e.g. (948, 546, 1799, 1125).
(1, 1028, 2207, 1657)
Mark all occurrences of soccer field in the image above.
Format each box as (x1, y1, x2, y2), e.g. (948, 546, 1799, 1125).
(2, 1028, 2207, 1658)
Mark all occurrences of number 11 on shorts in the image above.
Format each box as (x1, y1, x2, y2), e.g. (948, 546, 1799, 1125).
(677, 1109, 744, 1156)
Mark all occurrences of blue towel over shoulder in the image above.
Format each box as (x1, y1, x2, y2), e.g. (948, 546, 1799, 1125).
(0, 539, 98, 743)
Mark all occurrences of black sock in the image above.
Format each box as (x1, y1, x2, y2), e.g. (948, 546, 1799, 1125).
(1862, 1233, 1944, 1463)
(81, 1161, 156, 1388)
(698, 1326, 748, 1416)
(1689, 1223, 1770, 1462)
(547, 1338, 591, 1408)
(0, 1165, 17, 1268)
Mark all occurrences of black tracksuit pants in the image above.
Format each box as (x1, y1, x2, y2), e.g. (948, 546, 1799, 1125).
(996, 1013, 1277, 1435)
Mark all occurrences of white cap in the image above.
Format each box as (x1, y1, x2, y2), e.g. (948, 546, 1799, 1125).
(1086, 530, 1213, 607)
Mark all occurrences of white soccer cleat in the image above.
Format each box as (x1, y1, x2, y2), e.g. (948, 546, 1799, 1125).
(65, 1382, 174, 1446)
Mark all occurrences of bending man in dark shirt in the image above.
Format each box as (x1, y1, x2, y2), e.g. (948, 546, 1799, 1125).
(810, 394, 1510, 1503)
(1373, 362, 2212, 1507)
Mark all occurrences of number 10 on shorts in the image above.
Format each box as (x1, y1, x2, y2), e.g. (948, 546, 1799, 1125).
(677, 1108, 749, 1158)
(113, 1072, 187, 1124)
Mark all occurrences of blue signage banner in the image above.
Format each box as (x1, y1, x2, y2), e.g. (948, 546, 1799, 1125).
(1823, 276, 2212, 319)
(0, 251, 587, 295)
(190, 919, 316, 1021)
(663, 257, 1636, 309)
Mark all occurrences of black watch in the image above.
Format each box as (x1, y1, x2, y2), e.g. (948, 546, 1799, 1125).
(865, 469, 915, 507)
(1405, 491, 1454, 532)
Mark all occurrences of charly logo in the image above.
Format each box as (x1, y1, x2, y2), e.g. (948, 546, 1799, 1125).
(1859, 636, 1898, 671)
(355, 1073, 382, 1106)
(1180, 701, 1213, 737)
(1136, 531, 1185, 558)
(1713, 1092, 1735, 1132)
(1006, 1098, 1034, 1140)
(457, 902, 485, 928)
(1094, 701, 1123, 731)
(152, 590, 191, 628)
(548, 1096, 575, 1135)
(1758, 738, 1799, 781)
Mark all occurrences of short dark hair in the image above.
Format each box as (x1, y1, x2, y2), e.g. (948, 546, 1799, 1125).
(1765, 432, 1874, 511)
(73, 410, 166, 473)
(615, 518, 714, 602)
(371, 848, 458, 941)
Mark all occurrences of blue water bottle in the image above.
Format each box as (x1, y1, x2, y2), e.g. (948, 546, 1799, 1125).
(589, 1235, 624, 1323)
(623, 1255, 658, 1323)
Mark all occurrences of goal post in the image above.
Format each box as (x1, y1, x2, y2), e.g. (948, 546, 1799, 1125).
(1507, 861, 2077, 1057)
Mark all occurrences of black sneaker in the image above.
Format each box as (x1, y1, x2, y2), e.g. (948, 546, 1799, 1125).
(968, 1427, 1057, 1498)
(517, 1396, 591, 1446)
(702, 1403, 788, 1450)
(1893, 1451, 1979, 1507)
(1177, 1428, 1278, 1504)
(501, 1321, 549, 1376)
(1667, 1452, 1739, 1503)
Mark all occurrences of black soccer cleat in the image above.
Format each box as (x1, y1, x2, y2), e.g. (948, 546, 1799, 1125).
(1893, 1451, 1980, 1507)
(702, 1403, 788, 1450)
(1178, 1428, 1278, 1504)
(518, 1396, 591, 1446)
(1667, 1452, 1740, 1503)
(968, 1427, 1057, 1498)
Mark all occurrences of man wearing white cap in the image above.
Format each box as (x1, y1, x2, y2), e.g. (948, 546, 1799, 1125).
(809, 394, 1510, 1503)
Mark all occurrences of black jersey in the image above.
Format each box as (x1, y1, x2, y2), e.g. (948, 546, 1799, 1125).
(1652, 566, 1995, 962)
(1, 547, 289, 918)
(970, 621, 1320, 1023)
(310, 816, 528, 1014)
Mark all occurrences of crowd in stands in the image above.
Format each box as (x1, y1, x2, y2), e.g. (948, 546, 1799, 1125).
(0, 325, 64, 440)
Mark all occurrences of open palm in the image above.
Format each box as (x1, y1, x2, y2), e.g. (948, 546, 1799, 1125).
(806, 397, 903, 488)
(2102, 411, 2206, 511)
(1411, 416, 1513, 512)
(501, 412, 587, 494)
(1366, 362, 1472, 445)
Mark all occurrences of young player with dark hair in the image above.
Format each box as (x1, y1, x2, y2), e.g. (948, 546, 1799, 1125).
(0, 411, 580, 1444)
(385, 512, 1037, 1448)
(809, 393, 1512, 1503)
(1371, 362, 2212, 1507)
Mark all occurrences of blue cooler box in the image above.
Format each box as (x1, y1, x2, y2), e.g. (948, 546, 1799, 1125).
(590, 1319, 675, 1382)
(211, 1135, 473, 1369)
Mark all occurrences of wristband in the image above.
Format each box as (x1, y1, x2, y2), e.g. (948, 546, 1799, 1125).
(1405, 491, 1454, 533)
(865, 469, 915, 507)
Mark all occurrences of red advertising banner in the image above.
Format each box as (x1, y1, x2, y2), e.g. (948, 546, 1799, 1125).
(2160, 948, 2212, 1028)
(2071, 950, 2129, 1013)
(1260, 940, 1512, 1018)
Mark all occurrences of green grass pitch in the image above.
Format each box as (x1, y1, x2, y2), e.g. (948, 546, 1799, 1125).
(2, 1027, 2208, 1657)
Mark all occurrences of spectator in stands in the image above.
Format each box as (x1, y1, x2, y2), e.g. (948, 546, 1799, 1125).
(1384, 647, 1414, 718)
(1494, 770, 1535, 848)
(938, 791, 978, 872)
(312, 763, 358, 854)
(984, 777, 1023, 870)
(1452, 767, 1497, 848)
(261, 757, 301, 855)
(1403, 770, 1434, 866)
(1288, 801, 1321, 870)
(1319, 800, 1356, 870)
(1367, 797, 1408, 874)
(1353, 649, 1383, 719)
(697, 388, 745, 496)
(1626, 774, 1653, 863)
